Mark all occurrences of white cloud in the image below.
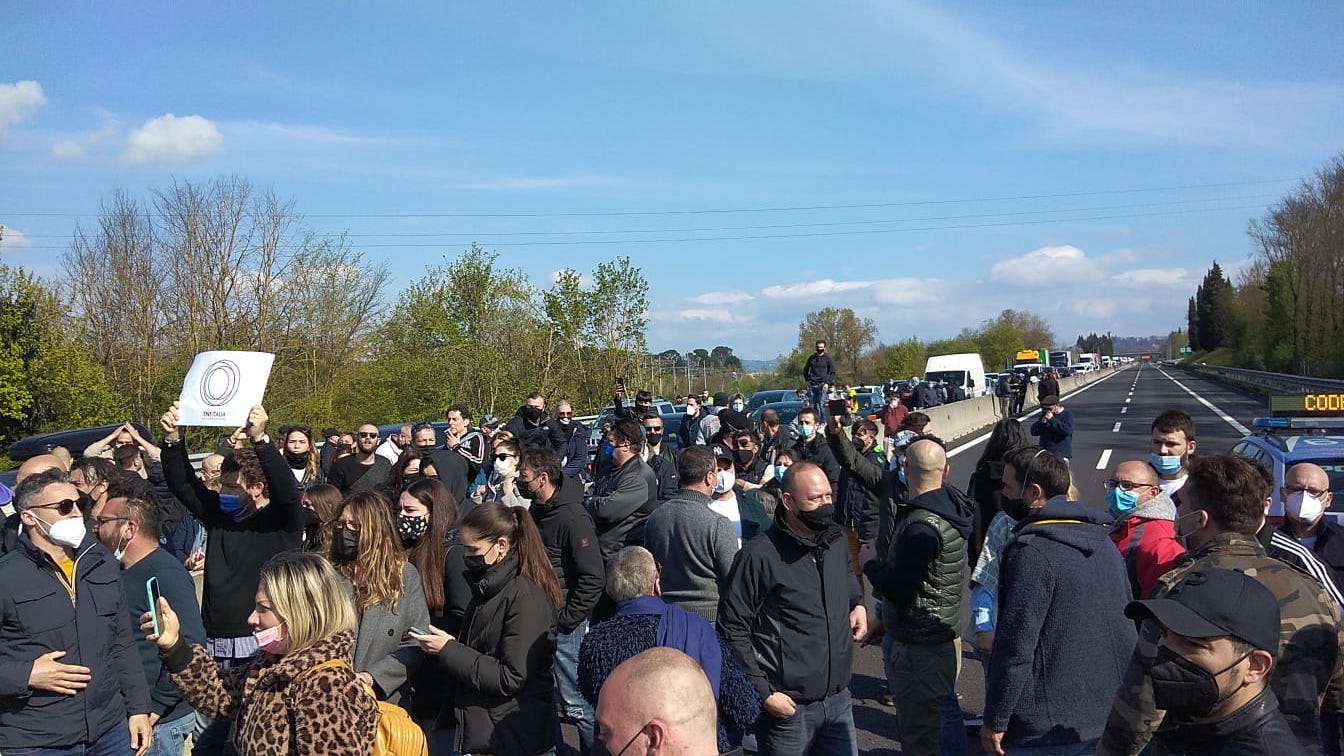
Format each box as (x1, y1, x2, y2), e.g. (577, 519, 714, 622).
(1112, 268, 1191, 287)
(548, 270, 595, 288)
(50, 125, 117, 159)
(0, 227, 32, 248)
(687, 290, 755, 306)
(0, 80, 46, 139)
(761, 279, 875, 299)
(122, 114, 223, 165)
(989, 245, 1098, 287)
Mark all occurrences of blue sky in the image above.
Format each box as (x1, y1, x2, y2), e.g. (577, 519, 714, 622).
(3, 1, 1342, 360)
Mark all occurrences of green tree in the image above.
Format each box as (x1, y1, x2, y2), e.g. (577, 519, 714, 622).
(873, 337, 927, 381)
(1195, 262, 1235, 350)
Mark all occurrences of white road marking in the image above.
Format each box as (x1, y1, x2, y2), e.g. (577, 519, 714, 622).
(1125, 398, 1131, 403)
(947, 369, 1126, 458)
(1096, 449, 1112, 470)
(1121, 407, 1128, 414)
(1154, 367, 1251, 435)
(1112, 422, 1122, 432)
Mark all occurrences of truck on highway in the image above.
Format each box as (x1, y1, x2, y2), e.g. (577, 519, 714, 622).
(1076, 352, 1101, 371)
(924, 353, 987, 398)
(1011, 348, 1049, 376)
(1049, 350, 1073, 369)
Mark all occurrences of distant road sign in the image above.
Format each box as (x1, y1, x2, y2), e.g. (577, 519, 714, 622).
(1179, 347, 1192, 355)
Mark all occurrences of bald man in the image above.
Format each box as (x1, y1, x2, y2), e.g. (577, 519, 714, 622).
(1105, 460, 1185, 600)
(596, 648, 719, 756)
(15, 454, 66, 485)
(853, 438, 973, 756)
(1281, 462, 1344, 594)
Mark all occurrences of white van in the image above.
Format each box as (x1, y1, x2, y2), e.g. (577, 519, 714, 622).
(924, 353, 987, 398)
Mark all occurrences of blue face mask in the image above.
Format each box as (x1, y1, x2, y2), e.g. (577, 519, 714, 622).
(774, 465, 788, 482)
(218, 493, 243, 516)
(798, 424, 815, 439)
(602, 442, 615, 461)
(897, 465, 907, 486)
(1106, 486, 1140, 518)
(1150, 452, 1184, 475)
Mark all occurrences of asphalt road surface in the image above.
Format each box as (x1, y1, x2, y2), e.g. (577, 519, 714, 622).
(846, 363, 1270, 754)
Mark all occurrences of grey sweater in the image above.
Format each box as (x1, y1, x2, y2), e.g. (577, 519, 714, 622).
(643, 489, 740, 622)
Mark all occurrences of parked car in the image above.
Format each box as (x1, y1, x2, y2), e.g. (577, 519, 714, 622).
(750, 401, 806, 428)
(748, 390, 796, 411)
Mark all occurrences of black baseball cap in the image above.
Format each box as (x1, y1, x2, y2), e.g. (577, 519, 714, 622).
(709, 443, 734, 464)
(1125, 568, 1280, 653)
(717, 408, 754, 434)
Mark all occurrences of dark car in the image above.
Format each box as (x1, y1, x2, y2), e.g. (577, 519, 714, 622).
(378, 421, 451, 450)
(748, 390, 796, 411)
(750, 401, 806, 428)
(6, 423, 156, 463)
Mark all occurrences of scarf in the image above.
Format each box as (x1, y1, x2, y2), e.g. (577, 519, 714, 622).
(615, 595, 723, 699)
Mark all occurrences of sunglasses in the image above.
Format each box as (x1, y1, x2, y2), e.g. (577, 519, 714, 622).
(644, 426, 663, 432)
(557, 412, 573, 418)
(734, 440, 754, 449)
(357, 432, 380, 439)
(495, 454, 516, 461)
(30, 498, 80, 516)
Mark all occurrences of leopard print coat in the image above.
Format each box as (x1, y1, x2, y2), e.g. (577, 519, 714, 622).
(164, 630, 377, 756)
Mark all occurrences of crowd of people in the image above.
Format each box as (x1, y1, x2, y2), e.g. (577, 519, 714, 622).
(2, 364, 1344, 756)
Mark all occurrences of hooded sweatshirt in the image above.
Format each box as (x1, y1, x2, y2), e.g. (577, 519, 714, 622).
(1108, 491, 1185, 600)
(864, 485, 974, 645)
(985, 496, 1137, 749)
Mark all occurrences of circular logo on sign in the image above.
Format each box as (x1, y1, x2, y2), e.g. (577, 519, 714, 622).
(199, 359, 242, 407)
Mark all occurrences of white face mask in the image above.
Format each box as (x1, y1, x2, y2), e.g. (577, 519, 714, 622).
(493, 458, 515, 476)
(37, 516, 87, 550)
(713, 469, 736, 495)
(1286, 490, 1326, 523)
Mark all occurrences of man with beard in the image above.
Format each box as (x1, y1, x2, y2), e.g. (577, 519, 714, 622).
(377, 423, 412, 465)
(555, 400, 592, 482)
(329, 423, 393, 495)
(505, 392, 566, 453)
(1150, 410, 1196, 501)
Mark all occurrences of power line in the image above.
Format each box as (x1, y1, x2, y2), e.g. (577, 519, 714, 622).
(9, 193, 1281, 240)
(4, 202, 1267, 250)
(0, 177, 1294, 219)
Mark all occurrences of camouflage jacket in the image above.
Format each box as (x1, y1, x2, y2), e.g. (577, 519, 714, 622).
(1099, 532, 1344, 756)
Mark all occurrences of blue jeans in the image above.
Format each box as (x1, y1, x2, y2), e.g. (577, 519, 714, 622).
(149, 714, 196, 756)
(755, 688, 857, 756)
(554, 619, 594, 752)
(5, 720, 133, 755)
(808, 384, 826, 418)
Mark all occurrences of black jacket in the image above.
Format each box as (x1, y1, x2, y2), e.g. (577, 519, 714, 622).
(717, 509, 861, 703)
(803, 353, 837, 386)
(585, 455, 658, 563)
(835, 441, 882, 532)
(0, 533, 152, 749)
(1038, 377, 1060, 399)
(503, 406, 566, 455)
(648, 449, 680, 502)
(162, 440, 304, 638)
(437, 552, 557, 756)
(1150, 688, 1306, 756)
(529, 476, 605, 633)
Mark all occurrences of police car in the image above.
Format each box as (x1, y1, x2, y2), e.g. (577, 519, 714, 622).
(1230, 394, 1344, 524)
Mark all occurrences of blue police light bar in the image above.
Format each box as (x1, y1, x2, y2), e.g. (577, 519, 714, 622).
(1253, 416, 1344, 431)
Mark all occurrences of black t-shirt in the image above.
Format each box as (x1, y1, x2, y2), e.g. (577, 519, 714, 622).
(329, 455, 391, 495)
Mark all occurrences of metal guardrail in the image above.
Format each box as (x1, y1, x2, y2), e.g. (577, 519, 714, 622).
(1183, 364, 1344, 395)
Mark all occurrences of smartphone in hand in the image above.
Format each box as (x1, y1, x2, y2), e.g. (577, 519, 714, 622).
(146, 577, 162, 636)
(827, 398, 848, 418)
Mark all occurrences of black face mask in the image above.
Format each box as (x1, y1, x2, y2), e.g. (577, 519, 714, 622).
(1150, 646, 1249, 719)
(402, 472, 424, 488)
(284, 451, 309, 470)
(335, 528, 359, 562)
(645, 432, 664, 447)
(301, 509, 321, 542)
(521, 405, 545, 423)
(397, 513, 429, 544)
(516, 478, 536, 500)
(733, 448, 755, 467)
(795, 503, 836, 532)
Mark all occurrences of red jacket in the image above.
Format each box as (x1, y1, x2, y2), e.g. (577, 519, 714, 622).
(1110, 515, 1185, 599)
(877, 404, 907, 436)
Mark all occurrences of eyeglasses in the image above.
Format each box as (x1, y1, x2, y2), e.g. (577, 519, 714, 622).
(29, 498, 80, 516)
(1103, 479, 1157, 492)
(357, 432, 379, 439)
(96, 516, 128, 526)
(1286, 485, 1330, 497)
(557, 412, 573, 418)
